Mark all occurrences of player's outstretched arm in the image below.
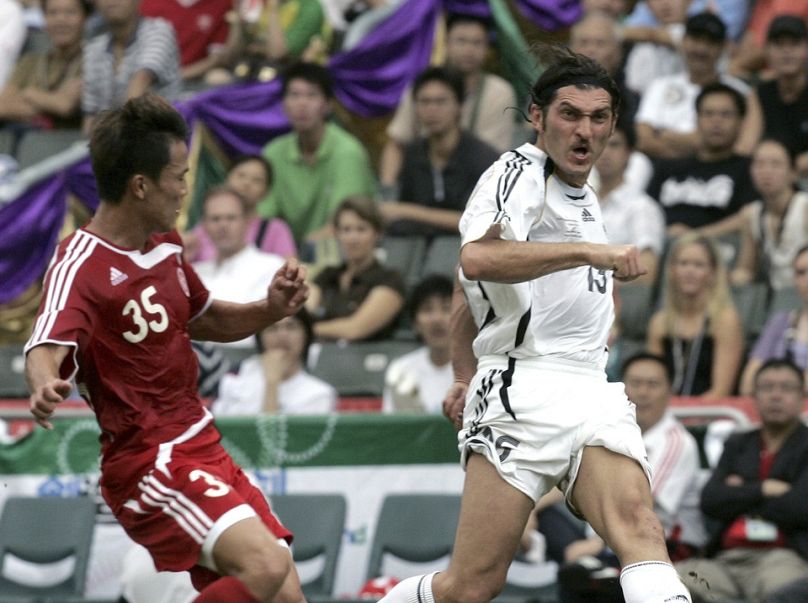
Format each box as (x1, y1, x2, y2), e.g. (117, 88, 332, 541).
(190, 259, 309, 342)
(461, 236, 647, 284)
(26, 344, 72, 430)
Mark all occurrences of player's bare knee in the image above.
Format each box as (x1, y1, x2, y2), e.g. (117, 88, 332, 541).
(235, 547, 293, 600)
(608, 499, 665, 552)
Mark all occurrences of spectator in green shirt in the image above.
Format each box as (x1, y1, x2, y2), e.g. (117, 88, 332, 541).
(259, 62, 376, 253)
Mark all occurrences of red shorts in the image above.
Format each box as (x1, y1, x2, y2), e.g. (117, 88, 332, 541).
(101, 425, 291, 589)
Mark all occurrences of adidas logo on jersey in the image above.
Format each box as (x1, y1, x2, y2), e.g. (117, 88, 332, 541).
(581, 208, 596, 222)
(109, 267, 128, 286)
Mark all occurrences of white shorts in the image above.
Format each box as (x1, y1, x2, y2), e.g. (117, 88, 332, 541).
(459, 355, 652, 513)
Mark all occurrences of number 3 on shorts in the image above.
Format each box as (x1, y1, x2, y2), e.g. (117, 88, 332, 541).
(189, 469, 230, 497)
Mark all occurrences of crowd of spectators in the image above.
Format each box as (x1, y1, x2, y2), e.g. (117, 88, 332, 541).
(3, 0, 808, 599)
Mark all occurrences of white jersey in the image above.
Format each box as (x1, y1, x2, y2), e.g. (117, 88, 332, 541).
(459, 143, 614, 366)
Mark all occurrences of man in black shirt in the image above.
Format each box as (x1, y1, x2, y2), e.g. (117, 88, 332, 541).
(751, 15, 808, 180)
(647, 82, 756, 237)
(381, 66, 499, 238)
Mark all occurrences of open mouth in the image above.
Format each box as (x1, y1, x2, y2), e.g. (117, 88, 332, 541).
(571, 145, 590, 162)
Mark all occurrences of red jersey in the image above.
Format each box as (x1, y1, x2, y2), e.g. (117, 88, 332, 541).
(140, 0, 231, 66)
(26, 229, 213, 463)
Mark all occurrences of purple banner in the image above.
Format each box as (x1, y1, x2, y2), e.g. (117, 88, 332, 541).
(0, 175, 68, 303)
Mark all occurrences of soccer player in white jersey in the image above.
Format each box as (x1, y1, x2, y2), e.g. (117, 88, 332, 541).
(381, 46, 692, 603)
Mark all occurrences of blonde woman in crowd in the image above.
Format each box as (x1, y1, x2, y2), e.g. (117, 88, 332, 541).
(647, 233, 743, 397)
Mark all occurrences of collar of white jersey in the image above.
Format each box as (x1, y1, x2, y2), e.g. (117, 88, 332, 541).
(514, 143, 592, 198)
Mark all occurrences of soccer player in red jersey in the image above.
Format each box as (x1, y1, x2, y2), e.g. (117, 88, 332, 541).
(25, 93, 307, 603)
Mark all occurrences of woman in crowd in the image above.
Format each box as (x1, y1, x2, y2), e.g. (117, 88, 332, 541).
(187, 155, 296, 261)
(731, 138, 808, 290)
(212, 308, 336, 415)
(306, 196, 406, 341)
(739, 244, 808, 395)
(647, 233, 743, 397)
(0, 0, 89, 130)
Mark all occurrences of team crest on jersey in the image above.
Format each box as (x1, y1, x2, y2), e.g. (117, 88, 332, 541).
(109, 267, 128, 286)
(177, 267, 190, 297)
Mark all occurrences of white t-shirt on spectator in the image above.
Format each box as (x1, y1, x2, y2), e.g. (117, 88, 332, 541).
(213, 358, 337, 416)
(636, 72, 750, 133)
(624, 23, 686, 96)
(600, 181, 666, 254)
(382, 346, 452, 414)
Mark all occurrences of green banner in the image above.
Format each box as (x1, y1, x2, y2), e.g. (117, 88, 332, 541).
(0, 414, 461, 476)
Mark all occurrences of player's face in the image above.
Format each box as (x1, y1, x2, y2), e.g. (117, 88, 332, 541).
(143, 139, 188, 233)
(227, 160, 269, 208)
(754, 367, 805, 428)
(44, 0, 85, 50)
(335, 209, 379, 265)
(751, 140, 794, 200)
(792, 250, 808, 302)
(202, 193, 249, 258)
(445, 22, 488, 75)
(594, 129, 630, 181)
(414, 295, 451, 354)
(533, 86, 615, 187)
(414, 81, 461, 138)
(283, 79, 330, 134)
(624, 360, 671, 433)
(570, 20, 621, 74)
(766, 37, 808, 78)
(671, 242, 715, 297)
(260, 316, 306, 365)
(696, 93, 742, 153)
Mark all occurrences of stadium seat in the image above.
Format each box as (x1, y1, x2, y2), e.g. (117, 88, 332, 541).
(0, 496, 96, 602)
(0, 129, 15, 157)
(15, 129, 86, 170)
(379, 235, 427, 286)
(730, 283, 769, 342)
(270, 494, 346, 598)
(310, 340, 420, 397)
(0, 343, 28, 398)
(617, 284, 655, 341)
(366, 493, 461, 581)
(768, 286, 801, 317)
(420, 235, 461, 281)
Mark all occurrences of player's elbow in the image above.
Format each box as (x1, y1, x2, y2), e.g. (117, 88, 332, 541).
(459, 243, 487, 281)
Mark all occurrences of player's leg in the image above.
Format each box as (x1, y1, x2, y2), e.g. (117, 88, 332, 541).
(382, 452, 535, 603)
(571, 446, 691, 603)
(200, 516, 304, 603)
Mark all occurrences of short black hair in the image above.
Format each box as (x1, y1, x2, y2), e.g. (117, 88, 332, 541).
(530, 44, 621, 115)
(621, 352, 673, 385)
(446, 13, 491, 36)
(695, 82, 746, 117)
(281, 62, 334, 99)
(228, 154, 273, 189)
(255, 307, 315, 365)
(89, 93, 188, 203)
(755, 137, 797, 166)
(412, 66, 465, 105)
(754, 358, 805, 388)
(409, 274, 453, 321)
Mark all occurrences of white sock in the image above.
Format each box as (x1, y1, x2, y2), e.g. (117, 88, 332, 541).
(378, 572, 437, 603)
(620, 561, 692, 603)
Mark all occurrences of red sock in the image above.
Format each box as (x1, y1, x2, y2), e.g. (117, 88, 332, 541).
(194, 576, 261, 603)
